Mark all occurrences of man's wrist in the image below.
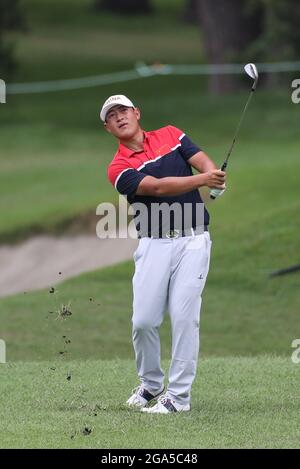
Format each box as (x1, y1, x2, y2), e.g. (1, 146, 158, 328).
(195, 173, 206, 188)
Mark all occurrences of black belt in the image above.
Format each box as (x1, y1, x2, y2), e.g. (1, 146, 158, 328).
(139, 225, 209, 239)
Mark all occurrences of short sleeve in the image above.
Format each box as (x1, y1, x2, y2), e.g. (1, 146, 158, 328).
(167, 125, 201, 162)
(107, 162, 147, 200)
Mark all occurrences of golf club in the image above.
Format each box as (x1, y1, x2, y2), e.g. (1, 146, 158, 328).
(210, 63, 259, 199)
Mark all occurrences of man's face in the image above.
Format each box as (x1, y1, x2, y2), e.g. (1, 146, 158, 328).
(104, 105, 141, 140)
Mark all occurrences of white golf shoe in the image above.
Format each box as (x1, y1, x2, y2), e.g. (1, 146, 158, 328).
(126, 384, 164, 409)
(142, 394, 190, 414)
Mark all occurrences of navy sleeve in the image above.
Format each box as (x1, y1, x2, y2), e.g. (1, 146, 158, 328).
(179, 134, 201, 162)
(115, 168, 147, 201)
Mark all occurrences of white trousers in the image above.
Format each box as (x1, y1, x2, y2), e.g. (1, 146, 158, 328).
(132, 231, 212, 405)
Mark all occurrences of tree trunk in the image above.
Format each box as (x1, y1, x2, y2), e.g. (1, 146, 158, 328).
(196, 0, 262, 93)
(182, 0, 199, 24)
(0, 0, 25, 77)
(94, 0, 153, 14)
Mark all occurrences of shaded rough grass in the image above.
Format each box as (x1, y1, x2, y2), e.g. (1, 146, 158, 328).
(0, 356, 299, 448)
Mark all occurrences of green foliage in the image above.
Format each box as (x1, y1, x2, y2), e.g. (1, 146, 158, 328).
(0, 0, 24, 30)
(246, 0, 300, 62)
(95, 0, 154, 14)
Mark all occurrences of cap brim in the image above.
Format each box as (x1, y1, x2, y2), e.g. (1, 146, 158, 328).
(100, 103, 134, 122)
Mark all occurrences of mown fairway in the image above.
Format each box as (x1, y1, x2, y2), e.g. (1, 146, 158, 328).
(0, 357, 299, 449)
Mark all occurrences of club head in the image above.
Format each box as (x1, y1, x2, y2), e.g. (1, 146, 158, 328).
(244, 63, 259, 90)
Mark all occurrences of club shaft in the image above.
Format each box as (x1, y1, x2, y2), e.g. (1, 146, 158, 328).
(222, 88, 255, 171)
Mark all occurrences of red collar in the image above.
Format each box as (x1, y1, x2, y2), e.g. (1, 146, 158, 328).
(118, 131, 149, 157)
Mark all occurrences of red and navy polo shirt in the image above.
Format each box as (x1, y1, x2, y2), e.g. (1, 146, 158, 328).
(107, 125, 209, 236)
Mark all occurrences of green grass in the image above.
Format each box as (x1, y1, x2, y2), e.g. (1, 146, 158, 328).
(0, 356, 299, 448)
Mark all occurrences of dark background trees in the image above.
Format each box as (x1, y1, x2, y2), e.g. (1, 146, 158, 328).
(94, 0, 153, 14)
(2, 0, 300, 92)
(0, 0, 25, 78)
(195, 0, 300, 93)
(93, 0, 300, 93)
(196, 0, 263, 93)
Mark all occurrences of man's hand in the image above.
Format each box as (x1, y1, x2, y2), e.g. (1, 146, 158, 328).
(203, 169, 226, 189)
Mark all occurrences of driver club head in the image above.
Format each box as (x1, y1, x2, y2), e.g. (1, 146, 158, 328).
(244, 63, 259, 90)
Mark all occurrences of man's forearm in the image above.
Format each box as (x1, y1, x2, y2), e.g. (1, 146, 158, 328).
(155, 174, 206, 196)
(136, 170, 226, 197)
(188, 151, 218, 173)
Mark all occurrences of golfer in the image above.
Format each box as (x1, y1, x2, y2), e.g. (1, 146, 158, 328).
(102, 95, 226, 413)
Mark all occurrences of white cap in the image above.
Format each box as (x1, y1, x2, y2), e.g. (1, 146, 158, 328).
(100, 95, 135, 122)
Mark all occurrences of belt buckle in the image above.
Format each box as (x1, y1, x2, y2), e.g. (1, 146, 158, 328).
(166, 229, 180, 239)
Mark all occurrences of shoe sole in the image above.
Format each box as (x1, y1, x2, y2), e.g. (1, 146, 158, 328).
(126, 387, 165, 409)
(142, 407, 190, 414)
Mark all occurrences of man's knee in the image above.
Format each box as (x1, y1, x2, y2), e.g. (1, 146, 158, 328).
(132, 316, 159, 330)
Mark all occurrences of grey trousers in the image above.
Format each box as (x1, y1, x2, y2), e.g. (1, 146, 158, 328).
(132, 231, 212, 405)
